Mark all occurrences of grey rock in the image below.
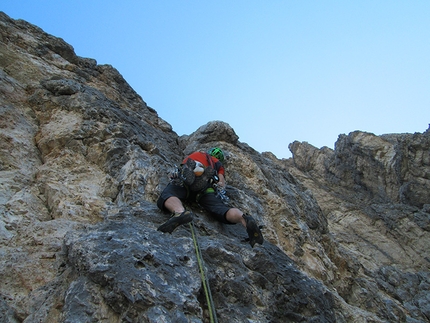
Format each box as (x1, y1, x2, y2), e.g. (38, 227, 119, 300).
(1, 11, 429, 323)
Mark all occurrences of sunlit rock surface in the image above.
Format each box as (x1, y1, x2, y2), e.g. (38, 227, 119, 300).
(1, 12, 429, 323)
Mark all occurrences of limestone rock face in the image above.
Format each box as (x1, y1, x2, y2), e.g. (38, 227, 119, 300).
(1, 12, 429, 323)
(289, 131, 430, 322)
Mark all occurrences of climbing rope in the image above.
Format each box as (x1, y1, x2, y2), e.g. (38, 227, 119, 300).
(189, 222, 218, 323)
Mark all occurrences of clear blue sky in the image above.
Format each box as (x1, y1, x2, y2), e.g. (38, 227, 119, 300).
(3, 1, 429, 158)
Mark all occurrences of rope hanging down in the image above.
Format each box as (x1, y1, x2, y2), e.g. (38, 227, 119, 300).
(189, 222, 218, 323)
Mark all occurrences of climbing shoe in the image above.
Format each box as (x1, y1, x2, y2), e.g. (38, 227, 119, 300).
(189, 166, 215, 192)
(181, 159, 196, 186)
(157, 211, 193, 234)
(243, 214, 264, 247)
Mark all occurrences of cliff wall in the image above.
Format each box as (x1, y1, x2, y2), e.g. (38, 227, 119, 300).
(1, 12, 429, 323)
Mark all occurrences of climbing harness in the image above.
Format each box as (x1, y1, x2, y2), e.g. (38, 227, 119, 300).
(189, 222, 218, 323)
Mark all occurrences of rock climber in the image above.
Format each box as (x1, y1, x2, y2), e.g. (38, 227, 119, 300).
(157, 147, 264, 247)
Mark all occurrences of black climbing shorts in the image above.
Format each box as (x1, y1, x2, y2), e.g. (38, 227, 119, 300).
(157, 183, 233, 224)
(157, 183, 188, 210)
